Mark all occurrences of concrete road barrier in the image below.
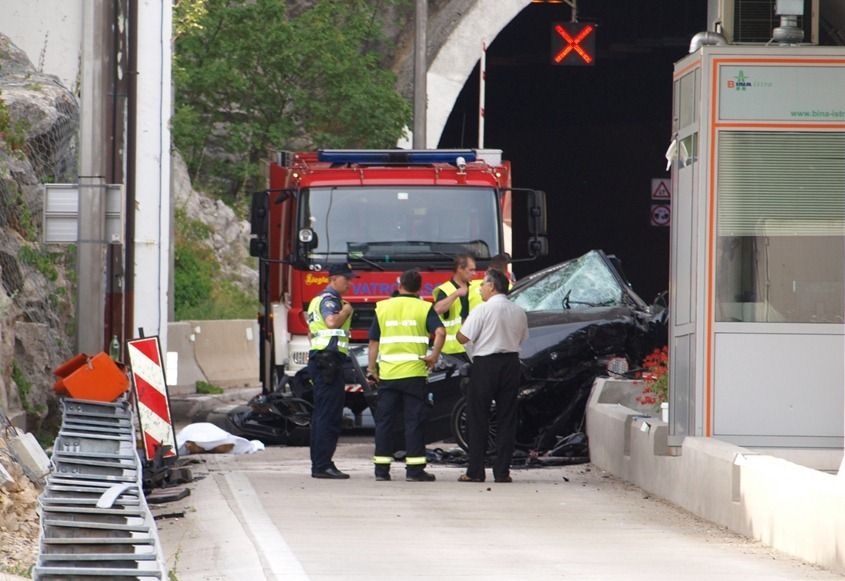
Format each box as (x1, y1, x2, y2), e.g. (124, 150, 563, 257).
(188, 320, 260, 389)
(167, 322, 208, 394)
(587, 378, 845, 575)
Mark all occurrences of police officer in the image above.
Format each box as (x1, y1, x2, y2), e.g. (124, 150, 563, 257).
(433, 254, 476, 362)
(368, 269, 445, 482)
(307, 263, 356, 479)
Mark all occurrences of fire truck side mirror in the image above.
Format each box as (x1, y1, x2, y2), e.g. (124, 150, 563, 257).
(527, 190, 548, 237)
(249, 191, 268, 258)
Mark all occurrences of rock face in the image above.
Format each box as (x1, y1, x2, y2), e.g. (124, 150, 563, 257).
(172, 151, 257, 297)
(0, 33, 77, 429)
(0, 433, 40, 574)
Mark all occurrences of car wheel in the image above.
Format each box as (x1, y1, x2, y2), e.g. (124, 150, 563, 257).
(450, 396, 497, 456)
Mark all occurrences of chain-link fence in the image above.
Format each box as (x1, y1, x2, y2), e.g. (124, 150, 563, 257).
(22, 90, 78, 183)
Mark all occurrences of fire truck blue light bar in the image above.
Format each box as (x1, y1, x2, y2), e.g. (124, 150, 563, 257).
(317, 150, 478, 164)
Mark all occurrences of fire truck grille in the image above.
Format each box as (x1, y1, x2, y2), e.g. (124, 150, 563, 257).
(350, 303, 376, 332)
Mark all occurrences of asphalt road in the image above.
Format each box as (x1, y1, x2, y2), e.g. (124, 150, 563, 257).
(156, 435, 843, 581)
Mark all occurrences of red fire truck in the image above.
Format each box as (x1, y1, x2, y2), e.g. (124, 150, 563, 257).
(249, 149, 547, 393)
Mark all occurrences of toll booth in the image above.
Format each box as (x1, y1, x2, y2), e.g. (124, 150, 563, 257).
(668, 45, 845, 448)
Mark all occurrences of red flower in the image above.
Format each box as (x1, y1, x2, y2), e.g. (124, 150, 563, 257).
(637, 346, 668, 406)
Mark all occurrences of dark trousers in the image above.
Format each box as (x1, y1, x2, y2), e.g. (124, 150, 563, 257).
(466, 353, 520, 480)
(373, 377, 428, 475)
(308, 351, 346, 472)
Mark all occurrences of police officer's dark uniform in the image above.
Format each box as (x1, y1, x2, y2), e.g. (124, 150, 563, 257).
(368, 270, 445, 482)
(306, 263, 356, 479)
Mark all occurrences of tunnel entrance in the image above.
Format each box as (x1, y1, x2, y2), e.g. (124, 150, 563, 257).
(438, 1, 706, 301)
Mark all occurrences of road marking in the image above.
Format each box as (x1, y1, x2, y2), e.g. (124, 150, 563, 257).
(222, 472, 310, 581)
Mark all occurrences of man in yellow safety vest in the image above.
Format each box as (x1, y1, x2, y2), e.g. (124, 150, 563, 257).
(306, 263, 356, 479)
(433, 255, 476, 362)
(468, 253, 513, 311)
(368, 269, 445, 482)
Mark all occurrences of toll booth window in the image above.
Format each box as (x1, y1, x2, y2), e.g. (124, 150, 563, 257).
(715, 131, 845, 323)
(302, 186, 500, 262)
(679, 134, 697, 168)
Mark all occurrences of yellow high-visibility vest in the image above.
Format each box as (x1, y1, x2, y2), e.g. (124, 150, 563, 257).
(307, 292, 351, 354)
(433, 280, 466, 355)
(468, 277, 513, 311)
(468, 279, 483, 311)
(375, 297, 432, 380)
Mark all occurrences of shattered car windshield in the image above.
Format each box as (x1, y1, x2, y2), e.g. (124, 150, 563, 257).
(509, 251, 624, 312)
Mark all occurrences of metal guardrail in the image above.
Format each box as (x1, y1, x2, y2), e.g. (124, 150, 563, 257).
(34, 397, 168, 580)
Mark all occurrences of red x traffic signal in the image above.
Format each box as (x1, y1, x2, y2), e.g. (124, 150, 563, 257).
(551, 22, 596, 66)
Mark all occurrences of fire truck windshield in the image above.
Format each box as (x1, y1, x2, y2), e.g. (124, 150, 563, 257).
(301, 186, 501, 265)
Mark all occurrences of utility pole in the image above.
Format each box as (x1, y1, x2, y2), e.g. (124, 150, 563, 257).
(77, 0, 109, 354)
(413, 0, 427, 148)
(478, 41, 486, 149)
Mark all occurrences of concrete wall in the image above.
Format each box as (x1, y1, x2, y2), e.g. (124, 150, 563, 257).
(0, 0, 83, 91)
(587, 378, 845, 575)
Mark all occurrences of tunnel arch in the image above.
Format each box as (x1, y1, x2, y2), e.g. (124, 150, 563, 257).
(424, 0, 531, 148)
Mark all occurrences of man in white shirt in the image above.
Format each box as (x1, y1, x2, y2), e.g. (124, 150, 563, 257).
(456, 269, 528, 483)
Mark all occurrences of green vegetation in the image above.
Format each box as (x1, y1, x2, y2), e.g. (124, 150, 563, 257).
(195, 380, 224, 395)
(172, 0, 411, 318)
(0, 91, 29, 153)
(19, 245, 59, 281)
(12, 361, 44, 414)
(36, 424, 58, 449)
(6, 187, 38, 241)
(174, 208, 258, 319)
(173, 0, 411, 202)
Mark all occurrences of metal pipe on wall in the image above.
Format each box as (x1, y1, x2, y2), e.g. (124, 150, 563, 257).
(124, 0, 138, 345)
(77, 0, 109, 354)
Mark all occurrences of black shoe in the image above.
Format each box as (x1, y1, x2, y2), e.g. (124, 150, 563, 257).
(312, 467, 350, 479)
(375, 473, 391, 482)
(406, 471, 436, 482)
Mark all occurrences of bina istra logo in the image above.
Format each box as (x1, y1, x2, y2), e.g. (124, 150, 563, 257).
(727, 70, 752, 91)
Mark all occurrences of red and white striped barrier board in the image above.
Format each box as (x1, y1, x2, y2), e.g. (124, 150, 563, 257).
(127, 336, 177, 462)
(344, 383, 364, 393)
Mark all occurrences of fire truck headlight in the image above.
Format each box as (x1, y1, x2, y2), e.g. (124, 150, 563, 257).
(299, 228, 314, 243)
(290, 350, 309, 366)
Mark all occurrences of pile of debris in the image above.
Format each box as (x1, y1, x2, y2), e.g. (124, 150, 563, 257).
(0, 430, 42, 576)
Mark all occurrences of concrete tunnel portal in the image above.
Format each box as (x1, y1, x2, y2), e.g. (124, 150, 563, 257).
(428, 0, 707, 301)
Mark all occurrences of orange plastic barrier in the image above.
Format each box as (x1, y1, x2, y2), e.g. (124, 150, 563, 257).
(53, 352, 129, 402)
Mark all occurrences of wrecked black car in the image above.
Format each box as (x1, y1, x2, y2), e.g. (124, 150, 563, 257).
(449, 249, 667, 458)
(224, 250, 666, 458)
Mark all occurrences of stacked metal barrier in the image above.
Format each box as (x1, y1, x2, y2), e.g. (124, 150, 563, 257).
(33, 397, 168, 579)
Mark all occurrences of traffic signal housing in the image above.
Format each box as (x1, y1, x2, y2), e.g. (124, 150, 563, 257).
(551, 22, 596, 66)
